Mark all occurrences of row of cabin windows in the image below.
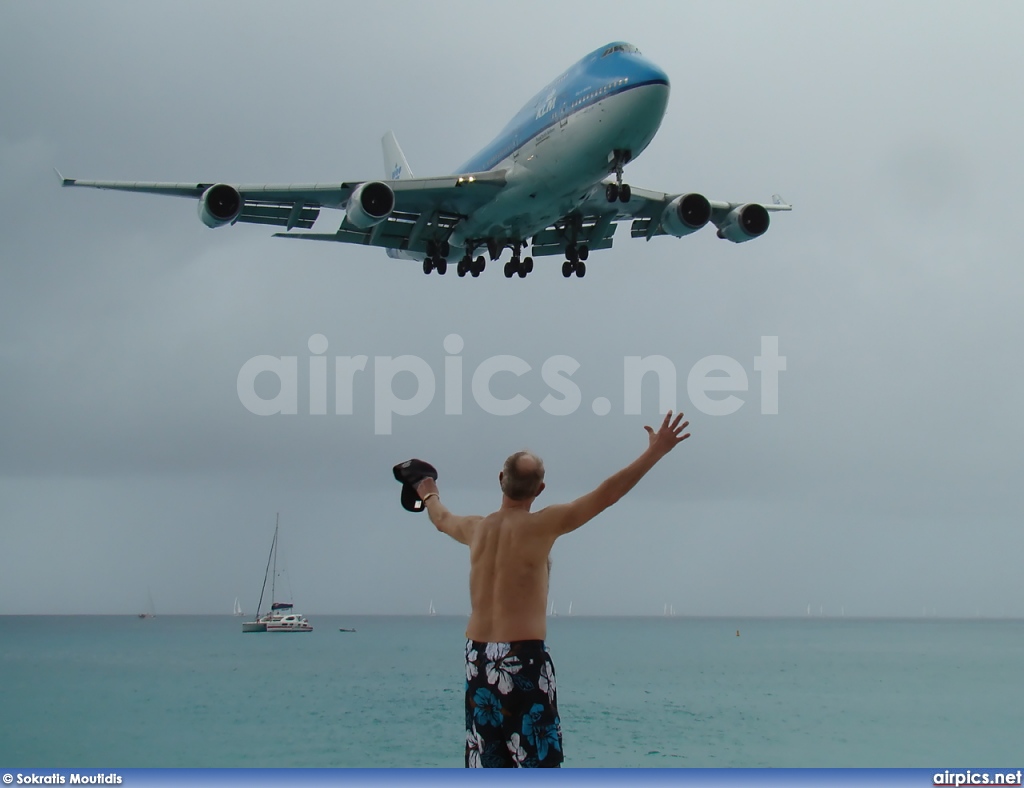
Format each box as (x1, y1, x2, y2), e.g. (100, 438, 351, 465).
(571, 78, 629, 109)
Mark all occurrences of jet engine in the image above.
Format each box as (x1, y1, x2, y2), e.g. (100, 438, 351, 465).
(660, 193, 711, 237)
(345, 181, 395, 229)
(715, 203, 770, 243)
(197, 184, 242, 228)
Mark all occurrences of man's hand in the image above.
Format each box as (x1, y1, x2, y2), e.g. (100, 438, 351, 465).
(644, 411, 691, 458)
(415, 477, 439, 498)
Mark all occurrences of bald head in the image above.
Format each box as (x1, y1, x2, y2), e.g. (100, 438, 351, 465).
(500, 451, 546, 501)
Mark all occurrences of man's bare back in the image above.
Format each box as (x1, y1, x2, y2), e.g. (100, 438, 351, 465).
(416, 411, 690, 642)
(463, 508, 558, 641)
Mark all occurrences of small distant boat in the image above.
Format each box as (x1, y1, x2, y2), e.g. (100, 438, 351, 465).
(428, 600, 437, 616)
(243, 515, 312, 633)
(138, 590, 156, 619)
(233, 597, 243, 617)
(339, 628, 357, 633)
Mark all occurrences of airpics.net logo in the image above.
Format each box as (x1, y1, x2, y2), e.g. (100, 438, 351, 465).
(236, 334, 787, 435)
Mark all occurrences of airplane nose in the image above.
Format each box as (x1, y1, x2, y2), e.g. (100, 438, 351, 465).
(629, 55, 670, 88)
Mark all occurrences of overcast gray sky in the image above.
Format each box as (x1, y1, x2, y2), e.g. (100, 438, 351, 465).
(2, 1, 1022, 618)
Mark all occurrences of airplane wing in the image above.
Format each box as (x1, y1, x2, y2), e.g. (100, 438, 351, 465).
(57, 169, 507, 255)
(530, 183, 792, 257)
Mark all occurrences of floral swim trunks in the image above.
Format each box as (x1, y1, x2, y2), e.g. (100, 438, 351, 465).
(464, 639, 563, 768)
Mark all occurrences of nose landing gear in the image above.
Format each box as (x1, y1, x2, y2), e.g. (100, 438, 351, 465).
(605, 149, 633, 203)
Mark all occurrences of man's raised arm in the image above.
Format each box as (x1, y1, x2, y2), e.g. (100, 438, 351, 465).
(540, 411, 691, 536)
(415, 477, 480, 546)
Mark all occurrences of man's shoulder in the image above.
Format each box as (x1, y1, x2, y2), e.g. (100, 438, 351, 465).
(484, 507, 552, 528)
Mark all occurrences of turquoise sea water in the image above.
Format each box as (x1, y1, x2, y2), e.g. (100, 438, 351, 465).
(1, 615, 1021, 768)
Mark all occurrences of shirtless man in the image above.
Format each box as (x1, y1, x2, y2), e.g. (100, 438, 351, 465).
(415, 410, 691, 767)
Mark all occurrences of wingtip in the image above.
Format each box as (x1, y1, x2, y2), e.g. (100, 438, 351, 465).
(54, 167, 75, 187)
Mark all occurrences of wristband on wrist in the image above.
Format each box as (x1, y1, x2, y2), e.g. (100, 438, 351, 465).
(421, 492, 439, 504)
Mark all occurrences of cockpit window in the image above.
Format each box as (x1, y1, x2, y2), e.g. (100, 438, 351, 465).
(602, 44, 640, 57)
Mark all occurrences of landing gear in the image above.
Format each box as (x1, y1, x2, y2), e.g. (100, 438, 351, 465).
(562, 243, 587, 278)
(606, 149, 632, 203)
(565, 243, 588, 262)
(425, 240, 451, 259)
(423, 256, 448, 275)
(499, 241, 535, 278)
(457, 255, 484, 277)
(562, 260, 586, 278)
(422, 237, 452, 275)
(504, 256, 534, 278)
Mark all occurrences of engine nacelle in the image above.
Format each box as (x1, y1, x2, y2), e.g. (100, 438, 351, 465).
(345, 181, 395, 229)
(715, 203, 770, 243)
(660, 193, 711, 237)
(197, 184, 242, 228)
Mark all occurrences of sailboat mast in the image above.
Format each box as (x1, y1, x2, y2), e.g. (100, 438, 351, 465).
(271, 514, 279, 606)
(254, 516, 278, 620)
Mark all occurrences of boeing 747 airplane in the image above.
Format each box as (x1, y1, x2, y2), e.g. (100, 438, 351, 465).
(59, 42, 790, 279)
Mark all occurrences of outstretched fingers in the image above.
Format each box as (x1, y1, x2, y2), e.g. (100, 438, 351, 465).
(646, 410, 691, 451)
(668, 410, 690, 444)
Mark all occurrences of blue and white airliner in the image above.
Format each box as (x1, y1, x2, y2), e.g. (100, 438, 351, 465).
(59, 42, 790, 279)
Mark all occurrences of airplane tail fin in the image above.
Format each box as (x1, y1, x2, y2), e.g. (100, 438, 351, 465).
(382, 131, 414, 180)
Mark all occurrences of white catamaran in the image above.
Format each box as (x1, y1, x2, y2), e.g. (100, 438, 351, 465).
(242, 515, 312, 633)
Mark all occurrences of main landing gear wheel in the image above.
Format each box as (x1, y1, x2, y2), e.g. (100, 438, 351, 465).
(605, 183, 631, 203)
(423, 257, 448, 275)
(562, 259, 587, 278)
(504, 256, 535, 278)
(565, 243, 587, 265)
(458, 255, 486, 277)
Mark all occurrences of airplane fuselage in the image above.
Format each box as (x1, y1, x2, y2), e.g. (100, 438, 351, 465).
(446, 43, 670, 253)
